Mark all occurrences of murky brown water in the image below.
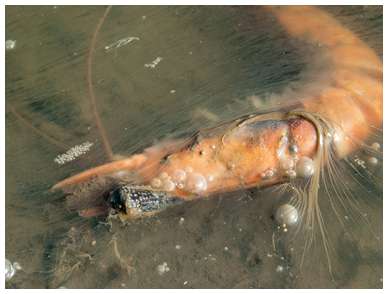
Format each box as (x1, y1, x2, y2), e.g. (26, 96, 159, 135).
(5, 6, 382, 288)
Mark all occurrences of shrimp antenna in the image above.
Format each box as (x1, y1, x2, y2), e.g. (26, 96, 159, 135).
(6, 101, 95, 164)
(87, 5, 114, 161)
(6, 101, 69, 151)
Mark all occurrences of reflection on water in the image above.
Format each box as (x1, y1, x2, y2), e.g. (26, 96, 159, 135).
(5, 6, 382, 288)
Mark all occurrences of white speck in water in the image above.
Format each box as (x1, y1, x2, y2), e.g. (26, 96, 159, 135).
(179, 217, 184, 225)
(91, 240, 96, 246)
(224, 247, 228, 251)
(175, 245, 181, 249)
(170, 90, 175, 93)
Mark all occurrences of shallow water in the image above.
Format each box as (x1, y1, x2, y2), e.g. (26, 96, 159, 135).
(5, 6, 383, 288)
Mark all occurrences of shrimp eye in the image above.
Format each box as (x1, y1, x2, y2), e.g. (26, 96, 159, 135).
(108, 188, 126, 213)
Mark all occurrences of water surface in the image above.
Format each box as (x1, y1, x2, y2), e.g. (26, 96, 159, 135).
(5, 5, 383, 288)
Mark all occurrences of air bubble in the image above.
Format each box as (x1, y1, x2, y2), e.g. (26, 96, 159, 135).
(162, 180, 175, 192)
(289, 144, 299, 155)
(295, 156, 314, 178)
(160, 172, 169, 181)
(205, 173, 214, 183)
(150, 178, 162, 189)
(288, 170, 296, 181)
(177, 184, 184, 190)
(280, 158, 294, 171)
(185, 167, 193, 174)
(5, 259, 15, 281)
(184, 172, 207, 195)
(170, 169, 186, 184)
(371, 142, 380, 150)
(369, 157, 378, 165)
(265, 169, 274, 179)
(275, 204, 299, 227)
(5, 40, 16, 51)
(276, 265, 284, 273)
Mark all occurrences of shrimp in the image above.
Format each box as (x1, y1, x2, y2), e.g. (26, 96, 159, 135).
(54, 6, 381, 209)
(49, 6, 382, 278)
(6, 6, 382, 288)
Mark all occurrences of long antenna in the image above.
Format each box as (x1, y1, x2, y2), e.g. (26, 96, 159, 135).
(87, 5, 114, 161)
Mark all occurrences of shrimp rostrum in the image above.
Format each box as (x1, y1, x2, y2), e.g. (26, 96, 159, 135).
(51, 6, 382, 278)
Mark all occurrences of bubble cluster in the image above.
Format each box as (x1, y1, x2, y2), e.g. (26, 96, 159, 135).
(280, 158, 294, 171)
(157, 262, 169, 275)
(261, 167, 277, 180)
(54, 142, 93, 165)
(149, 168, 214, 195)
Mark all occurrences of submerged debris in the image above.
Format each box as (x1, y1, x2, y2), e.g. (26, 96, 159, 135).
(105, 37, 139, 56)
(145, 57, 162, 68)
(54, 142, 93, 165)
